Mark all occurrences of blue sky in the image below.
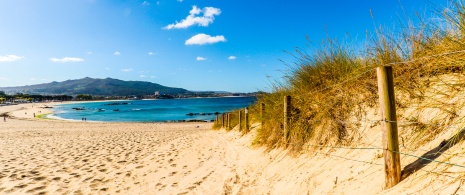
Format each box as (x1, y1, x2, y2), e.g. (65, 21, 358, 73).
(0, 0, 449, 92)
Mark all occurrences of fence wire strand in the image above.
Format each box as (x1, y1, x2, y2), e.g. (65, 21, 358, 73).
(219, 49, 465, 184)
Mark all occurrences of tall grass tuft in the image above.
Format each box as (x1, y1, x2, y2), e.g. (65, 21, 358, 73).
(242, 1, 465, 151)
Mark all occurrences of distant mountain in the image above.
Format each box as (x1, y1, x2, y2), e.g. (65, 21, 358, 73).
(0, 77, 188, 96)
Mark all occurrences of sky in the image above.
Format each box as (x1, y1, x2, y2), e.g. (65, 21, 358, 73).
(0, 0, 450, 93)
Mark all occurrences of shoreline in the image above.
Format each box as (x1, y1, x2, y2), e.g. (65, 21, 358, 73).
(1, 102, 216, 123)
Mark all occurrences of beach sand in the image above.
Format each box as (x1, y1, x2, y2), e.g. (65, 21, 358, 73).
(1, 103, 464, 194)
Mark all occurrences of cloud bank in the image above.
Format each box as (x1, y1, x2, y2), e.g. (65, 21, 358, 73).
(164, 6, 221, 29)
(196, 56, 206, 61)
(228, 56, 236, 60)
(0, 55, 23, 62)
(185, 33, 226, 45)
(49, 57, 84, 63)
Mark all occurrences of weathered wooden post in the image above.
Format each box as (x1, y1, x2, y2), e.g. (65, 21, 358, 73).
(377, 66, 401, 188)
(283, 96, 291, 139)
(222, 113, 225, 128)
(245, 107, 249, 131)
(238, 110, 242, 131)
(261, 103, 265, 127)
(227, 113, 231, 130)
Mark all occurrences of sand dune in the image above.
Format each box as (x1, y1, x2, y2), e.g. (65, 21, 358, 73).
(1, 103, 464, 194)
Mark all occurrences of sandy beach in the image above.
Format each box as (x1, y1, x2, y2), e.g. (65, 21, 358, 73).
(1, 103, 464, 194)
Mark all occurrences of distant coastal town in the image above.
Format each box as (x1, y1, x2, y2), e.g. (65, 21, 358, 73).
(0, 90, 261, 105)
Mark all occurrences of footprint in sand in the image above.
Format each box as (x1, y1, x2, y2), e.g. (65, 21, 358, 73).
(26, 186, 46, 193)
(33, 176, 47, 181)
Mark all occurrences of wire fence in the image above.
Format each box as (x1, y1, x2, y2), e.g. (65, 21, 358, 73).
(217, 49, 465, 185)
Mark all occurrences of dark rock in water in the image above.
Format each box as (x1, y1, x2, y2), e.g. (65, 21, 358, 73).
(187, 120, 207, 122)
(72, 107, 86, 110)
(122, 102, 128, 105)
(214, 112, 220, 115)
(200, 113, 206, 115)
(207, 113, 212, 115)
(186, 113, 194, 116)
(113, 109, 120, 111)
(210, 120, 214, 122)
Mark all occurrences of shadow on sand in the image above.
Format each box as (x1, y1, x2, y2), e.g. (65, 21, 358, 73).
(401, 128, 465, 180)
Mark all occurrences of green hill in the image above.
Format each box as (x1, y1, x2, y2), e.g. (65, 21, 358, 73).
(0, 77, 188, 96)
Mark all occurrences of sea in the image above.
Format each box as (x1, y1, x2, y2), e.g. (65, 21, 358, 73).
(50, 96, 256, 122)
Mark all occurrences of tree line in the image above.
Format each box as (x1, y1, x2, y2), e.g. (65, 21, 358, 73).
(0, 91, 73, 103)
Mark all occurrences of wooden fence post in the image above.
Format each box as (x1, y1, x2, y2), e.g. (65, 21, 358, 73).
(238, 110, 242, 131)
(377, 66, 401, 188)
(227, 113, 231, 130)
(245, 108, 249, 131)
(261, 103, 265, 127)
(222, 113, 225, 129)
(283, 96, 291, 139)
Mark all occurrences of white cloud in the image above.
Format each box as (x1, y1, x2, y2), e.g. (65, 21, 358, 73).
(86, 51, 92, 55)
(0, 55, 23, 62)
(177, 0, 183, 2)
(121, 68, 133, 72)
(139, 75, 146, 78)
(164, 6, 221, 29)
(142, 1, 150, 6)
(30, 78, 36, 81)
(228, 56, 236, 60)
(185, 33, 226, 45)
(105, 67, 110, 70)
(151, 76, 156, 78)
(49, 57, 84, 63)
(196, 56, 206, 61)
(148, 52, 156, 55)
(114, 51, 121, 56)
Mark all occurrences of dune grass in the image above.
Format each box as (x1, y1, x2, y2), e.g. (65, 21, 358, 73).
(223, 1, 465, 151)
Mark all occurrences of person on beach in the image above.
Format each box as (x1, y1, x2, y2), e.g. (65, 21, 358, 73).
(3, 116, 5, 122)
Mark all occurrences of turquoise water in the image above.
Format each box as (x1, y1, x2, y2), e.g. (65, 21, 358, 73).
(51, 97, 256, 122)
